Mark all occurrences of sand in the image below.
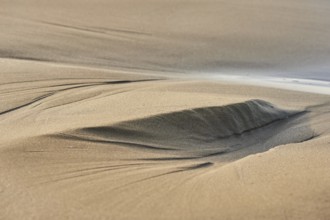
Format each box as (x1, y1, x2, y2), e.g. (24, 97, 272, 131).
(1, 1, 330, 220)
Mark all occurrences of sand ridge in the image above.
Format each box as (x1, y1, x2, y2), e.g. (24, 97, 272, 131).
(0, 59, 330, 219)
(1, 0, 330, 219)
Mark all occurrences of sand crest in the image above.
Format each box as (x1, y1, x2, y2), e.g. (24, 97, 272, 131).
(1, 1, 330, 219)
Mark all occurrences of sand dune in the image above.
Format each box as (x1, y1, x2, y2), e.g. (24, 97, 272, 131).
(0, 59, 329, 219)
(60, 100, 307, 156)
(2, 0, 330, 77)
(1, 1, 330, 219)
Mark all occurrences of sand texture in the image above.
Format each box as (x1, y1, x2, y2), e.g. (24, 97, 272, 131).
(1, 1, 330, 219)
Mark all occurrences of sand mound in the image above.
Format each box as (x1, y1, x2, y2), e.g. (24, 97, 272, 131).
(1, 68, 329, 219)
(56, 100, 311, 161)
(1, 0, 330, 218)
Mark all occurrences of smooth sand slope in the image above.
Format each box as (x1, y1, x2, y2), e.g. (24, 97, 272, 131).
(1, 59, 330, 219)
(1, 0, 330, 78)
(1, 0, 330, 219)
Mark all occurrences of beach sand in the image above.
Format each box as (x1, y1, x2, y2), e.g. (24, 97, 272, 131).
(1, 1, 330, 219)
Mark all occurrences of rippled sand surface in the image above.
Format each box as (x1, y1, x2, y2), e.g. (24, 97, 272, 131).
(1, 1, 330, 219)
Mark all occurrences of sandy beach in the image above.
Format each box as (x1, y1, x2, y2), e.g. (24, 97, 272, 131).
(1, 1, 330, 219)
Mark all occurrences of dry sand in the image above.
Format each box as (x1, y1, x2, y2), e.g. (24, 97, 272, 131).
(1, 1, 330, 220)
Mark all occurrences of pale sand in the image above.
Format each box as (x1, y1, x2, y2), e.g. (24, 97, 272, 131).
(2, 0, 330, 76)
(1, 1, 330, 219)
(0, 59, 329, 219)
